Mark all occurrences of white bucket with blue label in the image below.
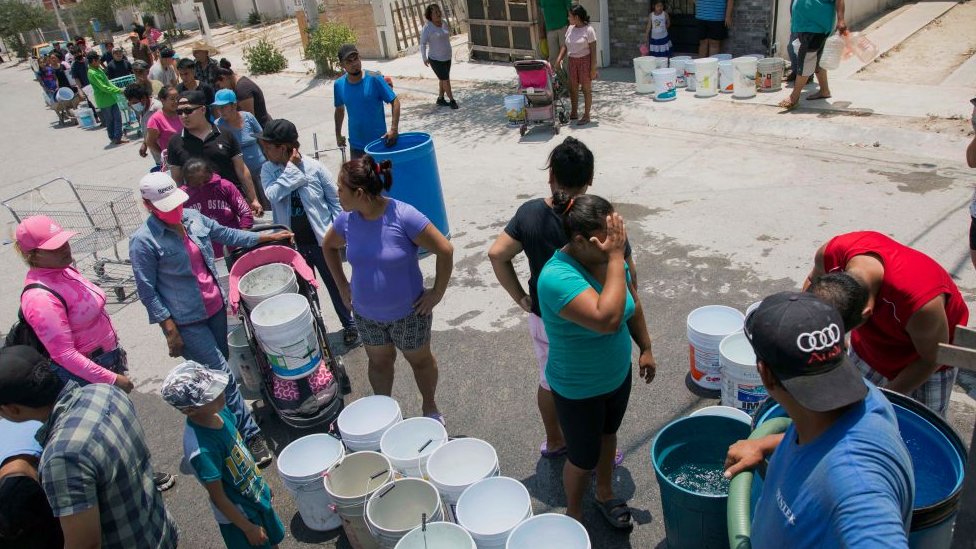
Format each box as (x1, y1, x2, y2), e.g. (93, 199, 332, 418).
(652, 68, 677, 102)
(719, 331, 767, 414)
(250, 293, 321, 380)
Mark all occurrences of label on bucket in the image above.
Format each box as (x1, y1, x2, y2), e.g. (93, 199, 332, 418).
(722, 379, 768, 413)
(656, 87, 676, 101)
(689, 344, 722, 388)
(261, 330, 321, 378)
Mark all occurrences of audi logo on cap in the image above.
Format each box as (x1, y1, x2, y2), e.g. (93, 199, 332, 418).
(796, 323, 842, 353)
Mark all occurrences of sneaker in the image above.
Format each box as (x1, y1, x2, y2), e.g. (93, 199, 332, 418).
(436, 97, 449, 107)
(449, 99, 459, 110)
(154, 471, 176, 492)
(247, 435, 274, 468)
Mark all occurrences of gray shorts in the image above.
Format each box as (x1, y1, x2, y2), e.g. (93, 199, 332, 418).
(354, 310, 432, 351)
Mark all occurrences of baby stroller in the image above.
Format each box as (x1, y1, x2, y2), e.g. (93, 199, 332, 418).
(514, 59, 569, 136)
(229, 226, 351, 431)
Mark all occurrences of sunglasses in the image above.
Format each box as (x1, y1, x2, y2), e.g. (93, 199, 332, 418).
(176, 106, 203, 116)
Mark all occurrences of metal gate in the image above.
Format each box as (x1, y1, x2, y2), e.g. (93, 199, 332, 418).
(668, 0, 699, 55)
(390, 0, 464, 52)
(466, 0, 539, 62)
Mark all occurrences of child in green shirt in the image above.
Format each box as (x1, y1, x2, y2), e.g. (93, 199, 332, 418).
(161, 361, 285, 548)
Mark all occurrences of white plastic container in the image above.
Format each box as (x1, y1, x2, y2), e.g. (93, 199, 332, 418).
(337, 395, 403, 452)
(325, 451, 394, 549)
(670, 56, 692, 87)
(227, 325, 262, 396)
(684, 60, 697, 92)
(819, 34, 845, 70)
(719, 331, 767, 414)
(425, 438, 500, 505)
(504, 95, 526, 125)
(652, 68, 677, 102)
(731, 57, 758, 99)
(693, 58, 719, 98)
(690, 405, 753, 425)
(76, 107, 96, 128)
(709, 53, 732, 61)
(396, 521, 476, 549)
(718, 61, 734, 93)
(745, 300, 762, 317)
(277, 434, 346, 531)
(238, 262, 299, 309)
(366, 478, 444, 548)
(250, 293, 320, 380)
(846, 32, 878, 63)
(505, 513, 590, 549)
(456, 477, 533, 549)
(380, 417, 448, 478)
(757, 57, 784, 92)
(687, 305, 745, 391)
(634, 56, 657, 94)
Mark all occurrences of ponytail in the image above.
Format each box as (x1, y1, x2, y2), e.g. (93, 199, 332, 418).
(558, 193, 613, 240)
(341, 154, 394, 196)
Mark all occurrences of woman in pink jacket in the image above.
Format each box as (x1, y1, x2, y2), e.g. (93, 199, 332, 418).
(15, 215, 134, 393)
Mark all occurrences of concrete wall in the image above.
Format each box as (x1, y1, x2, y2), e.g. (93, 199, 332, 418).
(607, 0, 648, 65)
(727, 0, 773, 56)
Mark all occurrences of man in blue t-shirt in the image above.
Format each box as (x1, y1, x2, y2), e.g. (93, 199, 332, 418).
(724, 292, 914, 549)
(334, 44, 400, 159)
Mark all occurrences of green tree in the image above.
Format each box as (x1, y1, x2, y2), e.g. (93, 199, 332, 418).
(0, 0, 53, 37)
(305, 21, 356, 77)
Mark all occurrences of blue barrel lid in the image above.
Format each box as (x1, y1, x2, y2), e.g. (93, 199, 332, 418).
(364, 132, 433, 163)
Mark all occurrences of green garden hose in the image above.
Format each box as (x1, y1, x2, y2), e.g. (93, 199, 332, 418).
(727, 417, 793, 549)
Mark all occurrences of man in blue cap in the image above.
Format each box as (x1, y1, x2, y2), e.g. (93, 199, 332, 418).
(333, 44, 401, 159)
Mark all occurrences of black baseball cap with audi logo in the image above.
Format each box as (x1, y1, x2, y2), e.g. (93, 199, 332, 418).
(744, 291, 867, 412)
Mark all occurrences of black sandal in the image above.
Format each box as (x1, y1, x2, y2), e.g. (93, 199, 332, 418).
(595, 498, 633, 530)
(343, 327, 360, 347)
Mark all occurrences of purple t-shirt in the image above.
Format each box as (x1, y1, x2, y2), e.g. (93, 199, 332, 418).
(333, 199, 431, 322)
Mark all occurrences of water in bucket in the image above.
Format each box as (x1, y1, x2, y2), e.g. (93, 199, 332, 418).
(506, 514, 590, 549)
(238, 262, 298, 309)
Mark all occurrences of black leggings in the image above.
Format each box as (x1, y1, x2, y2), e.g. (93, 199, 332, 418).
(552, 370, 632, 470)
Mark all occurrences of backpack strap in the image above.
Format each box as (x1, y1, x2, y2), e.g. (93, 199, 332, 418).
(20, 283, 68, 312)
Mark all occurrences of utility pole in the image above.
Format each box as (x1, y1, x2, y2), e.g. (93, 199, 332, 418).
(49, 0, 71, 42)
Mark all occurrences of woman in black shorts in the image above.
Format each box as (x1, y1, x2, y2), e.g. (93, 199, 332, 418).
(536, 194, 657, 530)
(420, 4, 458, 109)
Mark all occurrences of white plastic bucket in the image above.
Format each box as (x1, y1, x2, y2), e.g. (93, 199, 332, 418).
(250, 293, 321, 380)
(718, 61, 734, 93)
(227, 325, 262, 395)
(426, 438, 500, 505)
(277, 434, 346, 531)
(757, 57, 784, 92)
(238, 263, 299, 309)
(380, 417, 448, 478)
(693, 58, 718, 98)
(325, 451, 394, 549)
(337, 395, 403, 452)
(366, 478, 444, 548)
(687, 305, 745, 391)
(504, 95, 526, 126)
(731, 57, 758, 99)
(719, 331, 767, 414)
(709, 53, 732, 61)
(683, 60, 697, 92)
(456, 477, 532, 548)
(76, 107, 96, 128)
(396, 522, 476, 549)
(56, 87, 75, 101)
(505, 513, 590, 549)
(690, 405, 753, 425)
(670, 56, 691, 87)
(652, 68, 677, 102)
(634, 56, 657, 94)
(745, 300, 762, 317)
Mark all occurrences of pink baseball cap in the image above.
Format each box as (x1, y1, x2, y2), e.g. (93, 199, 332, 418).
(15, 216, 78, 252)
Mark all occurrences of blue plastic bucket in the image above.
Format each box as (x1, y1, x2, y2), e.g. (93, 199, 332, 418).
(652, 415, 752, 549)
(364, 132, 450, 240)
(752, 390, 966, 549)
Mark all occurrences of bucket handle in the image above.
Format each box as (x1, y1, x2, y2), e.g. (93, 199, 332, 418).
(377, 483, 397, 498)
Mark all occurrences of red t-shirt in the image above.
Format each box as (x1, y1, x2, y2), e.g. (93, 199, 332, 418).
(823, 231, 969, 379)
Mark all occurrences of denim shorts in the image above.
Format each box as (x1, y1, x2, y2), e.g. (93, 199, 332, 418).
(354, 310, 432, 351)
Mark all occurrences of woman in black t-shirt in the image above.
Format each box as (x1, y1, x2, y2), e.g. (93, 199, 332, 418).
(215, 59, 272, 126)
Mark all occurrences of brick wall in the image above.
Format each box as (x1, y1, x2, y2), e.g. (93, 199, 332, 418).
(608, 0, 772, 66)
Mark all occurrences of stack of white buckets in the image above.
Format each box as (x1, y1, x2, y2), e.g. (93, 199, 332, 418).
(275, 394, 591, 549)
(633, 53, 785, 102)
(686, 301, 768, 415)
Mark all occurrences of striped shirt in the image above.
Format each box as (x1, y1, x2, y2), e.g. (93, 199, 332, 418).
(696, 0, 728, 22)
(37, 382, 179, 549)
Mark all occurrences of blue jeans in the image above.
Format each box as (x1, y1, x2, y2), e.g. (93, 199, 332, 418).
(297, 243, 355, 330)
(101, 103, 122, 141)
(178, 311, 260, 441)
(51, 348, 127, 386)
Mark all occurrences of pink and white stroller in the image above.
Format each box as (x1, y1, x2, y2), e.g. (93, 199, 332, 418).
(229, 226, 351, 430)
(514, 59, 569, 136)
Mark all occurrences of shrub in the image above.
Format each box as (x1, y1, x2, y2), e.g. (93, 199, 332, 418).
(243, 36, 288, 74)
(305, 21, 356, 77)
(247, 10, 262, 25)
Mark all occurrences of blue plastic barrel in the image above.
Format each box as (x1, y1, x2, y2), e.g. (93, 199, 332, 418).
(363, 132, 450, 240)
(752, 390, 966, 549)
(653, 415, 752, 549)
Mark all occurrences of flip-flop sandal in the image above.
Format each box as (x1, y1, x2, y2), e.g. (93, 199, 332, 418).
(540, 442, 568, 459)
(425, 412, 446, 427)
(591, 449, 624, 476)
(778, 99, 798, 111)
(594, 498, 633, 530)
(577, 118, 590, 126)
(806, 92, 831, 100)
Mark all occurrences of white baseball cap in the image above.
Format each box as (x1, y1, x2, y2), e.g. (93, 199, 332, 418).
(139, 172, 189, 212)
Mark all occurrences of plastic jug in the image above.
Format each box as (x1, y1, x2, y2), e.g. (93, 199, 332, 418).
(845, 32, 878, 63)
(819, 34, 845, 70)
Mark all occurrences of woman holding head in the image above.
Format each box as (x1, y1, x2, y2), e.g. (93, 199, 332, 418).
(554, 5, 598, 125)
(537, 193, 656, 529)
(322, 155, 454, 424)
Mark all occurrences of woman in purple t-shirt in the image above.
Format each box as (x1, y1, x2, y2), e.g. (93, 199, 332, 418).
(323, 155, 454, 424)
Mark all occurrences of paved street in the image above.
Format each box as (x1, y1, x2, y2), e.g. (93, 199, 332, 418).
(2, 50, 976, 548)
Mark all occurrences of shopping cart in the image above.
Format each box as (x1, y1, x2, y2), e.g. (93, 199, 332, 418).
(2, 178, 142, 301)
(109, 75, 141, 137)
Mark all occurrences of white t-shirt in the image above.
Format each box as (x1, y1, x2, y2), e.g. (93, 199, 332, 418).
(565, 24, 597, 58)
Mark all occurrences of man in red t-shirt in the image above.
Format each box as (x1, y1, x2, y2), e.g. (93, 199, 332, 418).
(804, 231, 969, 417)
